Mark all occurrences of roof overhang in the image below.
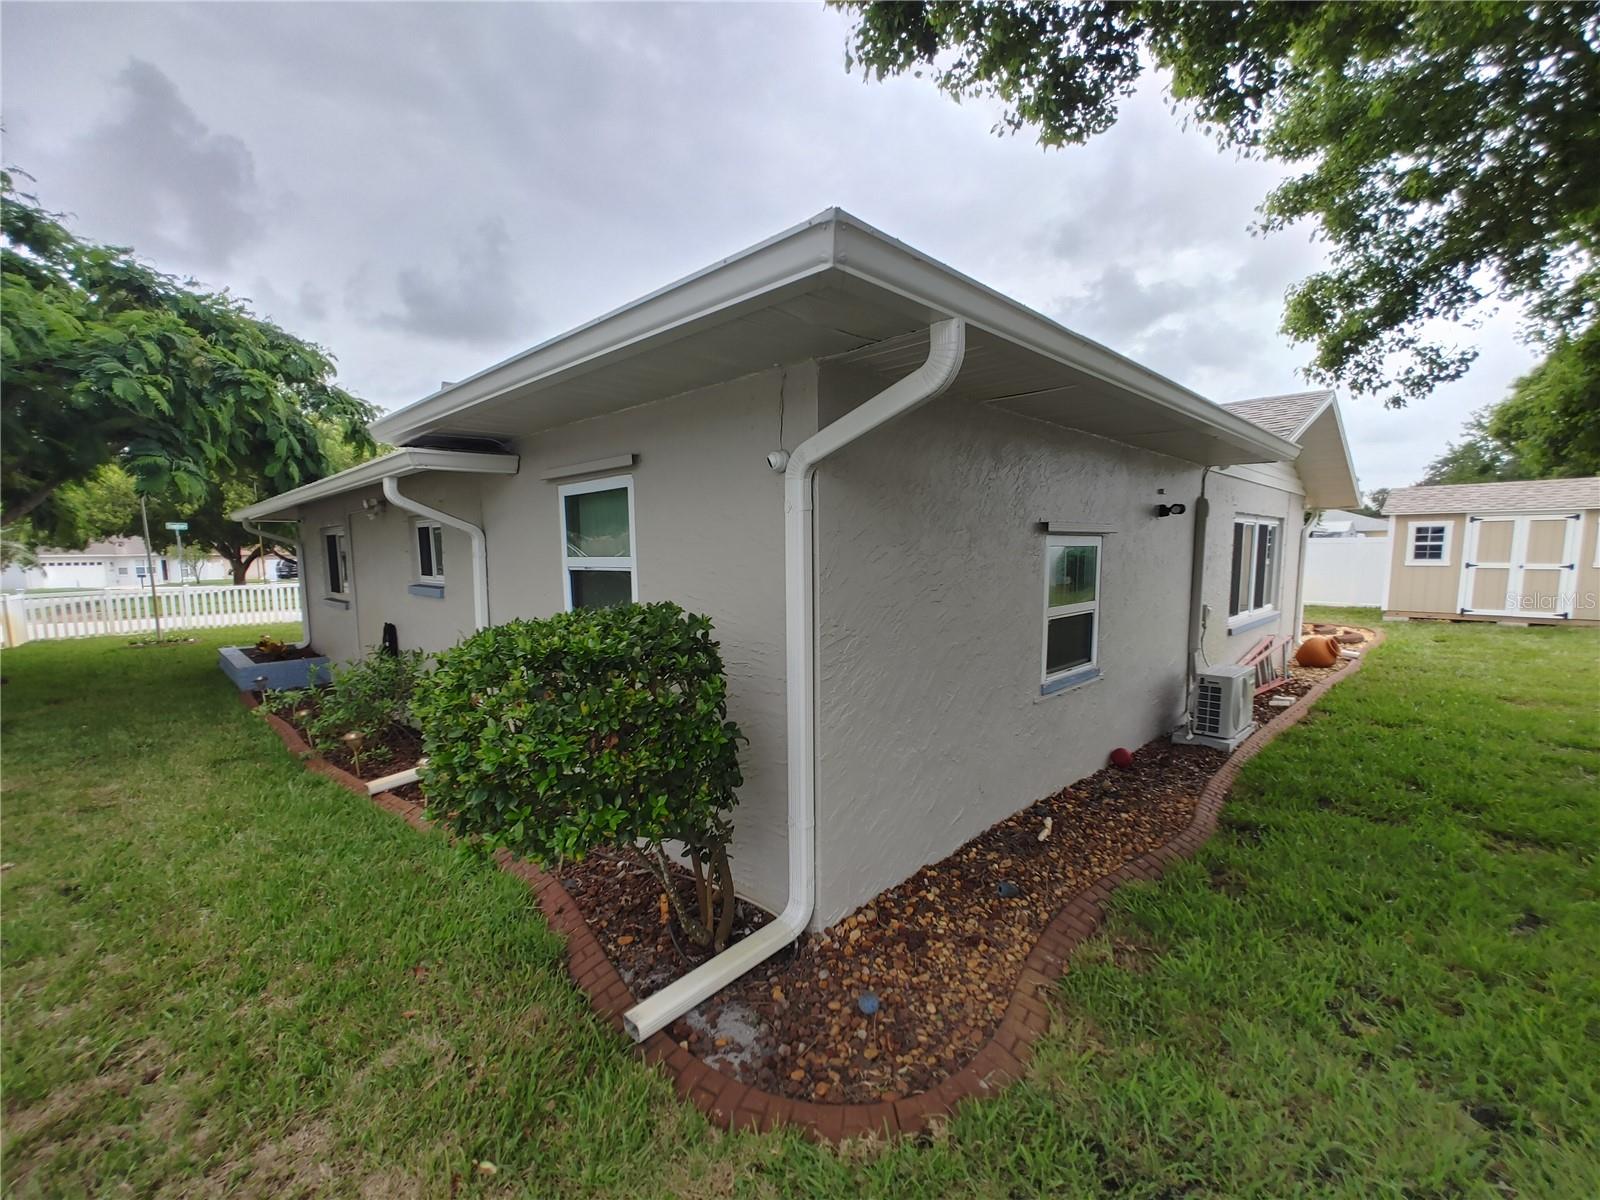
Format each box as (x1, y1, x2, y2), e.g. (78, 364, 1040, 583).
(230, 448, 520, 523)
(369, 209, 1300, 468)
(1284, 394, 1361, 509)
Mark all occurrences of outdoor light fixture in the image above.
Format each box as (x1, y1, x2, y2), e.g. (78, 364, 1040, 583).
(1155, 502, 1188, 518)
(361, 497, 388, 520)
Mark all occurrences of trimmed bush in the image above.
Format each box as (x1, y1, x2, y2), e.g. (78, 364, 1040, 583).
(412, 602, 746, 950)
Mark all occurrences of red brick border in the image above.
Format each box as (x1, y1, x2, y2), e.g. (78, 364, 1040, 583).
(238, 627, 1382, 1143)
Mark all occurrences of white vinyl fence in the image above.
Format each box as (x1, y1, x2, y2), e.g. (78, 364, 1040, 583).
(1304, 536, 1390, 607)
(0, 582, 302, 646)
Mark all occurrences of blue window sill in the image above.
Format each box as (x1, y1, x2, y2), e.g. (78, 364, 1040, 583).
(408, 583, 446, 599)
(1227, 610, 1278, 636)
(322, 596, 351, 609)
(1040, 666, 1102, 697)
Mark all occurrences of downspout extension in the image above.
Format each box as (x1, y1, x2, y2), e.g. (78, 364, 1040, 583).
(381, 477, 490, 630)
(622, 317, 967, 1042)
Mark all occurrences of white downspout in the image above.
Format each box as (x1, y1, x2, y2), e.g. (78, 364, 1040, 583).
(244, 518, 309, 645)
(623, 317, 966, 1042)
(381, 476, 490, 630)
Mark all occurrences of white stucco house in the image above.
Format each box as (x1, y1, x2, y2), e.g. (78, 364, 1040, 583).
(235, 210, 1360, 1036)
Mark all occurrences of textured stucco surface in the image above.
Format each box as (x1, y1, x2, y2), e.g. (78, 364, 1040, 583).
(471, 365, 819, 916)
(810, 391, 1305, 926)
(296, 473, 484, 666)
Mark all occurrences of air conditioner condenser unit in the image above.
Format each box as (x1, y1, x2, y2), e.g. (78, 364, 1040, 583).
(1173, 663, 1256, 752)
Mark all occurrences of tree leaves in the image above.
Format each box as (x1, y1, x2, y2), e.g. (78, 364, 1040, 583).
(1, 170, 376, 535)
(836, 1, 1600, 405)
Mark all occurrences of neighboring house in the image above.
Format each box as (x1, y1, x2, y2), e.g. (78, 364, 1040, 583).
(1, 538, 289, 592)
(1382, 478, 1600, 625)
(1308, 507, 1388, 538)
(234, 209, 1360, 936)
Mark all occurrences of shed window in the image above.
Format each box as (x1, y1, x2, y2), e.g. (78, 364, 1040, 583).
(323, 528, 351, 596)
(1406, 522, 1450, 566)
(1229, 517, 1281, 621)
(414, 520, 445, 582)
(1042, 535, 1100, 683)
(559, 476, 636, 610)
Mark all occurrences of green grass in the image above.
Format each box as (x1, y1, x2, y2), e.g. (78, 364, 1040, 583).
(3, 609, 1597, 1197)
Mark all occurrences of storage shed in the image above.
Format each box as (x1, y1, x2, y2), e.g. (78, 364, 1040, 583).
(1381, 477, 1600, 625)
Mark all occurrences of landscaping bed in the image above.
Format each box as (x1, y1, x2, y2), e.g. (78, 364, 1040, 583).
(271, 699, 424, 780)
(561, 736, 1224, 1103)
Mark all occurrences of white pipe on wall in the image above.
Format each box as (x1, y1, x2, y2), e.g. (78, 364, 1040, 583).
(381, 477, 490, 630)
(622, 318, 967, 1043)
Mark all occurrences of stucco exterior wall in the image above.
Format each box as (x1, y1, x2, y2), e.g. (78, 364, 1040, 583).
(469, 365, 818, 916)
(1200, 464, 1307, 667)
(807, 394, 1307, 927)
(296, 472, 483, 664)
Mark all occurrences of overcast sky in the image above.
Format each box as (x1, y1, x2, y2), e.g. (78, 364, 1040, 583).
(2, 2, 1541, 495)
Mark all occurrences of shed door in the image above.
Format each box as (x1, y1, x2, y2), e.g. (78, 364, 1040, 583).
(1459, 513, 1580, 619)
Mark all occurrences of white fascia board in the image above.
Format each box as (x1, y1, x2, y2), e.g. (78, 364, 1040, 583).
(370, 213, 842, 445)
(229, 448, 519, 523)
(373, 206, 1300, 464)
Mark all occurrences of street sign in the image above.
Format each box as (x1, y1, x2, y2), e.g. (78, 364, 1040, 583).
(164, 521, 189, 531)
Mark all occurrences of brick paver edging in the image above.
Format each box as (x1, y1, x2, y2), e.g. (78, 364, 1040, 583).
(239, 626, 1382, 1143)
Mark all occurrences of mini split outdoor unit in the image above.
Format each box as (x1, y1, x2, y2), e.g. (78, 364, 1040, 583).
(1174, 663, 1256, 752)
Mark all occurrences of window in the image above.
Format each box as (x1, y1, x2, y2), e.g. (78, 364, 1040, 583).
(1229, 517, 1281, 622)
(414, 520, 445, 582)
(1406, 521, 1451, 566)
(559, 476, 636, 610)
(1042, 535, 1100, 685)
(323, 527, 351, 596)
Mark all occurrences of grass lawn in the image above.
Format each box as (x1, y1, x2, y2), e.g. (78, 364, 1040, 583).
(3, 609, 1597, 1197)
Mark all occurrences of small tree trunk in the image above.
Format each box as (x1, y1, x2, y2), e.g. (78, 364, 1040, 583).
(711, 844, 736, 952)
(637, 843, 712, 948)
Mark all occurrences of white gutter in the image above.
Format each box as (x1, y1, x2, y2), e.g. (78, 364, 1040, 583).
(381, 477, 491, 630)
(622, 317, 967, 1043)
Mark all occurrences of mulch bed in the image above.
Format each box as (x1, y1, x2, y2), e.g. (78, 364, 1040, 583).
(272, 701, 424, 781)
(561, 738, 1224, 1104)
(267, 622, 1375, 1107)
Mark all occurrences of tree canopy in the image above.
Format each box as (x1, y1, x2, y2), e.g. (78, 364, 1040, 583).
(1, 171, 374, 537)
(837, 2, 1600, 406)
(1421, 322, 1600, 484)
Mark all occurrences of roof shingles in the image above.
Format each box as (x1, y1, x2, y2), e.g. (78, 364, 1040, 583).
(1383, 477, 1600, 515)
(1221, 390, 1333, 442)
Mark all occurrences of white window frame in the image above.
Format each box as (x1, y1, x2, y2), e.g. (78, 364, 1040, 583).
(1040, 533, 1102, 687)
(321, 525, 352, 598)
(1228, 515, 1283, 626)
(558, 474, 638, 611)
(413, 519, 445, 584)
(1405, 520, 1452, 567)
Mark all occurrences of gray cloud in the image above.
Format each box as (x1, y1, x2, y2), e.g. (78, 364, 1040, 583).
(76, 58, 263, 267)
(0, 1, 1541, 493)
(380, 217, 522, 344)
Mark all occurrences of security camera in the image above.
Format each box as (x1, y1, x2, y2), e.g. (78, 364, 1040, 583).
(1155, 502, 1188, 518)
(766, 450, 790, 472)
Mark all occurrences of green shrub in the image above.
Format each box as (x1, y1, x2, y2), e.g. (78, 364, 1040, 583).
(413, 602, 746, 950)
(307, 647, 427, 761)
(260, 647, 427, 771)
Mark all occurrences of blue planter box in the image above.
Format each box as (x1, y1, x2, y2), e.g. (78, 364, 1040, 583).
(219, 644, 331, 691)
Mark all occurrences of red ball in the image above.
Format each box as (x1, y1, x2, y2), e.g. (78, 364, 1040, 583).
(1110, 747, 1134, 770)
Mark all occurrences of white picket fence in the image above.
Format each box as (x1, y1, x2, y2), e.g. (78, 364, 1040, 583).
(1304, 536, 1391, 606)
(0, 582, 302, 646)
